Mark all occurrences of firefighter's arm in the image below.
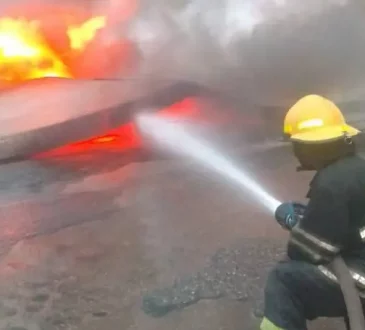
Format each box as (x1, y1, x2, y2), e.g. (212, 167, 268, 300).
(287, 185, 349, 264)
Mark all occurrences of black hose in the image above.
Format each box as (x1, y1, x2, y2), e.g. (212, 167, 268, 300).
(331, 256, 365, 330)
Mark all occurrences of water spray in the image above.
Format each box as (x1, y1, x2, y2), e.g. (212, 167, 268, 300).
(136, 113, 281, 213)
(136, 113, 365, 330)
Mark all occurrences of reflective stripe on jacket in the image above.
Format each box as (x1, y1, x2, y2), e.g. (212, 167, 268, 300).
(318, 264, 365, 295)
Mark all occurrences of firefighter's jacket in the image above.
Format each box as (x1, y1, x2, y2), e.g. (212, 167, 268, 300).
(288, 154, 365, 292)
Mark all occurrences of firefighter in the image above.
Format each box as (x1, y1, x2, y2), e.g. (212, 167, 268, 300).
(261, 94, 365, 330)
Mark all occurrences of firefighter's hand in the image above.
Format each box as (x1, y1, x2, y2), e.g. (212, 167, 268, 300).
(275, 202, 306, 230)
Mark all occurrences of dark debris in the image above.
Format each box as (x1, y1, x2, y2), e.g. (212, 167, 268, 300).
(143, 238, 285, 317)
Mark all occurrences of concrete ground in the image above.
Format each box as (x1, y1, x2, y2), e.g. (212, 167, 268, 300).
(0, 136, 350, 330)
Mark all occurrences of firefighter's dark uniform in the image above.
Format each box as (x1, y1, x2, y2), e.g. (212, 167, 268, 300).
(263, 154, 365, 329)
(262, 94, 365, 330)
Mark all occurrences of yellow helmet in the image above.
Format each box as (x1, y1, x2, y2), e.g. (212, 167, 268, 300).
(283, 94, 360, 143)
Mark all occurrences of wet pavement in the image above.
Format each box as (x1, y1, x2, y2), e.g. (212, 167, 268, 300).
(0, 140, 353, 330)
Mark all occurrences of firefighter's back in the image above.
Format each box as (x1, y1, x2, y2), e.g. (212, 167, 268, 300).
(317, 154, 365, 267)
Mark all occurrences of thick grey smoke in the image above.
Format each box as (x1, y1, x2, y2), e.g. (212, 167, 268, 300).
(1, 0, 364, 108)
(99, 0, 365, 107)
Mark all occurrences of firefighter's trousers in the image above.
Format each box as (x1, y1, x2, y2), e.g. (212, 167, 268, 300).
(260, 260, 364, 330)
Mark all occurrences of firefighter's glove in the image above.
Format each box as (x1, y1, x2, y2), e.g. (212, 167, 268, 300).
(275, 202, 306, 231)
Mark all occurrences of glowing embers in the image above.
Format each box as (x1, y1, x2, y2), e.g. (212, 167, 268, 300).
(70, 98, 204, 148)
(77, 124, 142, 149)
(0, 18, 71, 82)
(35, 97, 206, 159)
(89, 134, 119, 144)
(35, 123, 143, 159)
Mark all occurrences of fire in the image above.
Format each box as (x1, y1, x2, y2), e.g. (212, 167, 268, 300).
(67, 16, 106, 51)
(0, 15, 107, 83)
(0, 18, 71, 82)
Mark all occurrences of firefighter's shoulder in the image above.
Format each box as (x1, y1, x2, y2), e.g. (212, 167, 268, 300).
(314, 155, 365, 192)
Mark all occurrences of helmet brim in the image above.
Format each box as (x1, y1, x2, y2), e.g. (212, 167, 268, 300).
(290, 124, 360, 143)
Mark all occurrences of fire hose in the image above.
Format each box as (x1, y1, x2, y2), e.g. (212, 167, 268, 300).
(332, 257, 365, 330)
(275, 203, 365, 330)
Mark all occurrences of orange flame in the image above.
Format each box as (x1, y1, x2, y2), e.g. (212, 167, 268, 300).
(0, 18, 71, 82)
(0, 15, 107, 83)
(67, 16, 106, 51)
